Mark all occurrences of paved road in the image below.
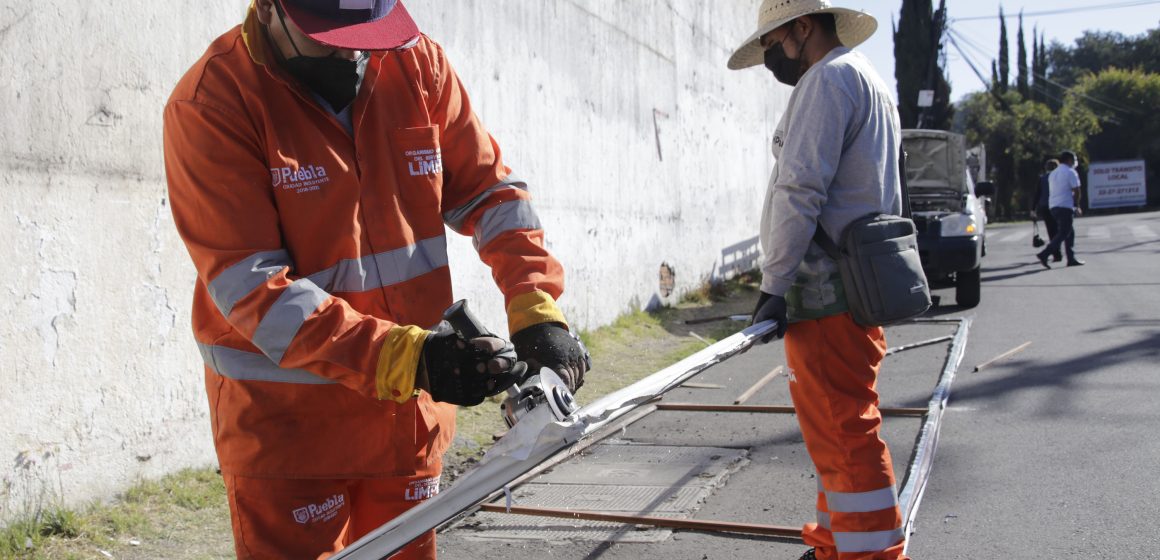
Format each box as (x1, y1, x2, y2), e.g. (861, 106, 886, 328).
(439, 210, 1160, 559)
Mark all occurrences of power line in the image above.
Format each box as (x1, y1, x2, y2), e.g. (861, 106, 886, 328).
(949, 1, 1160, 22)
(947, 29, 1084, 115)
(945, 26, 1142, 116)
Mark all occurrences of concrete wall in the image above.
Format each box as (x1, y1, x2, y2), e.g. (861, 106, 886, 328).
(0, 0, 788, 518)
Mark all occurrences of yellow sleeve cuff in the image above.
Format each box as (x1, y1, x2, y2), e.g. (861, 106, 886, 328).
(507, 290, 568, 335)
(376, 325, 430, 403)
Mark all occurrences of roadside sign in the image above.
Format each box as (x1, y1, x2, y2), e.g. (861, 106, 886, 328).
(1088, 160, 1147, 209)
(917, 90, 934, 107)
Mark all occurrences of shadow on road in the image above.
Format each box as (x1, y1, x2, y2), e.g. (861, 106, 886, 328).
(902, 329, 1160, 415)
(982, 266, 1053, 283)
(1086, 239, 1160, 254)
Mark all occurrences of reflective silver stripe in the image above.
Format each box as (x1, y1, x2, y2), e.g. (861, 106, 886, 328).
(197, 343, 336, 385)
(472, 199, 542, 250)
(825, 486, 898, 513)
(207, 250, 292, 317)
(816, 511, 831, 530)
(307, 237, 448, 293)
(442, 176, 527, 232)
(252, 278, 331, 364)
(833, 528, 905, 553)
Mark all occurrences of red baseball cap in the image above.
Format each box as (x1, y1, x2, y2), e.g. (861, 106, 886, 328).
(276, 0, 420, 50)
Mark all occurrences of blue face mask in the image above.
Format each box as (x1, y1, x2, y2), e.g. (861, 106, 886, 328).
(274, 2, 368, 111)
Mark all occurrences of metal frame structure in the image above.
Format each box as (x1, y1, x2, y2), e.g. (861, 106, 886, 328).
(898, 317, 971, 555)
(332, 321, 779, 559)
(333, 317, 971, 559)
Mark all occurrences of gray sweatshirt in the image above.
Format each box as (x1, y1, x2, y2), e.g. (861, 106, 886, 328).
(759, 47, 901, 319)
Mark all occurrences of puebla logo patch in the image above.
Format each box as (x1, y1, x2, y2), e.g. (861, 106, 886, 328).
(271, 163, 331, 194)
(291, 493, 346, 525)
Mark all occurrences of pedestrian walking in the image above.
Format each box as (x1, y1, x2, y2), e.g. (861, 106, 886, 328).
(1034, 158, 1062, 261)
(729, 1, 909, 558)
(1036, 151, 1086, 268)
(163, 1, 588, 557)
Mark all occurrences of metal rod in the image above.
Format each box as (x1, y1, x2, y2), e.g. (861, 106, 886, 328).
(439, 402, 662, 534)
(885, 335, 955, 356)
(683, 314, 731, 325)
(681, 382, 725, 390)
(477, 504, 804, 539)
(684, 314, 752, 325)
(688, 331, 713, 347)
(733, 366, 784, 404)
(972, 341, 1032, 372)
(656, 403, 929, 418)
(899, 317, 972, 555)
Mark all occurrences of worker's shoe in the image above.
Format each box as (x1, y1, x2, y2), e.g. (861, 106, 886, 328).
(796, 549, 817, 560)
(1036, 253, 1052, 269)
(1067, 259, 1086, 267)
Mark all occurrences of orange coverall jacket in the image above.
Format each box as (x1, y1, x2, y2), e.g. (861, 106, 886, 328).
(163, 20, 565, 479)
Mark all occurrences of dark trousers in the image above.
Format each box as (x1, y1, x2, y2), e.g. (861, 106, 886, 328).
(1039, 207, 1076, 262)
(1036, 206, 1061, 259)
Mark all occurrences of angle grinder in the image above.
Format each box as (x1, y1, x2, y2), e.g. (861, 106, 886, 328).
(439, 300, 579, 428)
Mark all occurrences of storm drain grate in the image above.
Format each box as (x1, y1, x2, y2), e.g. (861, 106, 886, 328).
(452, 443, 748, 544)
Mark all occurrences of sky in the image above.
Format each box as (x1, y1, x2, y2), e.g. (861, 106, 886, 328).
(850, 0, 1160, 103)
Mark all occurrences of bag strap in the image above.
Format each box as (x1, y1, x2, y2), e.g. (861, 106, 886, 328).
(899, 146, 913, 220)
(812, 143, 910, 261)
(812, 224, 843, 260)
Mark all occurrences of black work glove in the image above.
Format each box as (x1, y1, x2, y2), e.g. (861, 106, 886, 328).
(751, 291, 788, 343)
(417, 323, 525, 406)
(511, 322, 590, 393)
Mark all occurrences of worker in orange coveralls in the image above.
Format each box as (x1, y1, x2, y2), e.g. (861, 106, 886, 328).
(163, 1, 588, 558)
(729, 1, 909, 559)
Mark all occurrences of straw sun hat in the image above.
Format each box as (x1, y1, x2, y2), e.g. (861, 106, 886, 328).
(727, 0, 878, 70)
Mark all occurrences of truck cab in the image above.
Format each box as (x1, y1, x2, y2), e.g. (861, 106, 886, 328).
(901, 129, 995, 308)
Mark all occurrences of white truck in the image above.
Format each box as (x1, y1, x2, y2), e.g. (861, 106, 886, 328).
(901, 129, 995, 308)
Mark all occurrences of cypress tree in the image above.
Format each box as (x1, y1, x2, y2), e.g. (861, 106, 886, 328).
(1038, 33, 1051, 104)
(1031, 27, 1040, 102)
(998, 6, 1010, 93)
(894, 0, 931, 128)
(1017, 12, 1029, 98)
(893, 0, 953, 129)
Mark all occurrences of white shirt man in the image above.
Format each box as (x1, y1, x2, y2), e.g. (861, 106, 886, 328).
(1037, 151, 1085, 267)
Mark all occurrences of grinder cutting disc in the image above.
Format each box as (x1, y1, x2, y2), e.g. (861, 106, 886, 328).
(501, 367, 578, 428)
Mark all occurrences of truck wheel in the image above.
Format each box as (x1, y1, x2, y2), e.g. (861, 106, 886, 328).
(956, 266, 981, 308)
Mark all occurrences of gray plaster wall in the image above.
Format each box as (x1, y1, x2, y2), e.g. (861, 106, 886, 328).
(0, 1, 787, 519)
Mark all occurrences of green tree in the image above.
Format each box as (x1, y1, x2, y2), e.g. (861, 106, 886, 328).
(998, 6, 1010, 93)
(957, 91, 1099, 216)
(1017, 13, 1029, 98)
(1045, 27, 1160, 87)
(893, 0, 953, 129)
(1068, 69, 1160, 204)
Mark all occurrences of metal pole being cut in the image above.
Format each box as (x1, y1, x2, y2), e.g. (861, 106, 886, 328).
(331, 321, 779, 560)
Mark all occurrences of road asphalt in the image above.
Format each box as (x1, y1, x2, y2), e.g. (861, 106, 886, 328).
(438, 209, 1160, 559)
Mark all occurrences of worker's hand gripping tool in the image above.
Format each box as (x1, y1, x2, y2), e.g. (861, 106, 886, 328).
(440, 300, 580, 428)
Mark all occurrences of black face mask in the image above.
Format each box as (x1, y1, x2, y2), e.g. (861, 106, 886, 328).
(273, 3, 368, 111)
(281, 52, 368, 111)
(763, 33, 808, 86)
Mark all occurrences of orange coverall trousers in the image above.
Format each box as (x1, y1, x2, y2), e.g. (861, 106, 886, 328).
(223, 459, 441, 560)
(785, 313, 908, 560)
